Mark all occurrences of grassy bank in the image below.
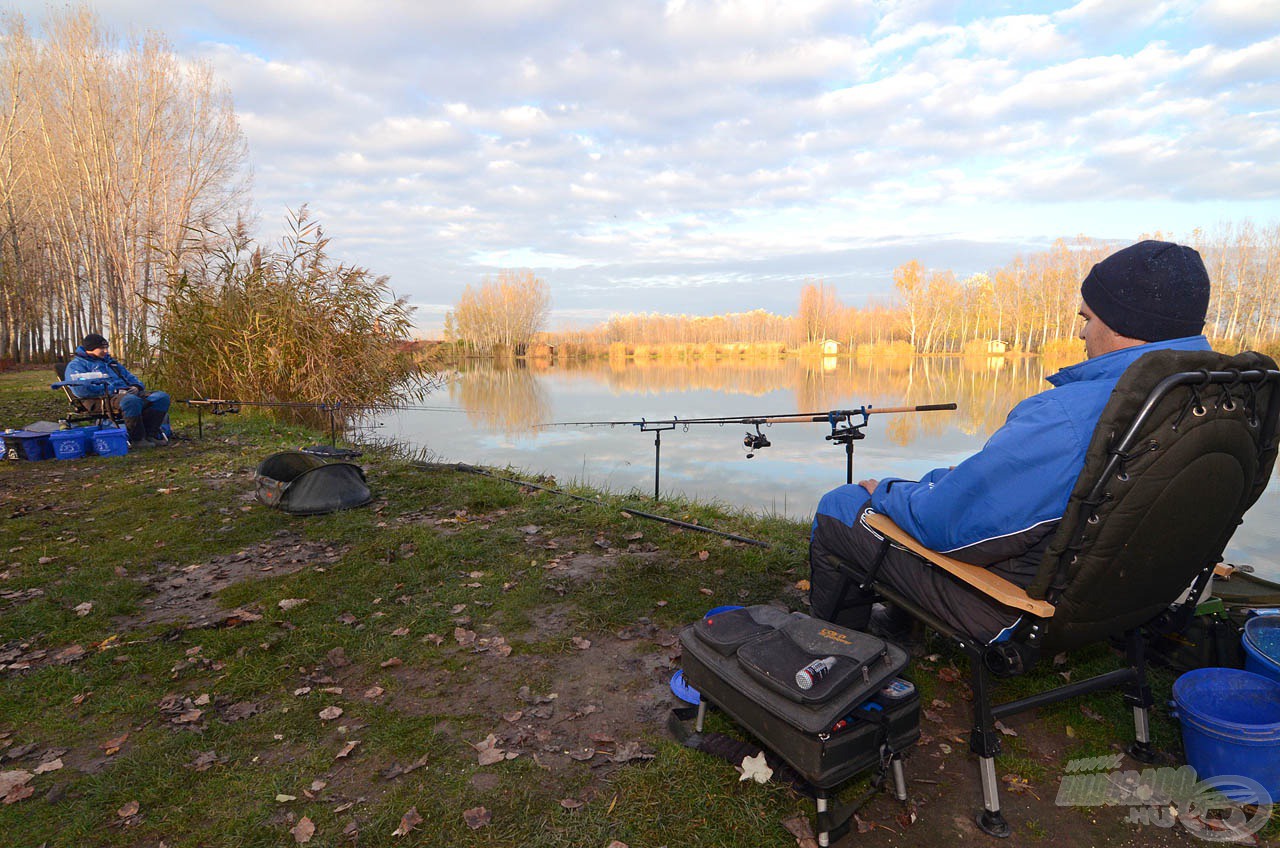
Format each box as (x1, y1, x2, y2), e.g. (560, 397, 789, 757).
(0, 368, 1261, 847)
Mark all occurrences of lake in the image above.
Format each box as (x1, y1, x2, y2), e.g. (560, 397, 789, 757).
(373, 355, 1280, 582)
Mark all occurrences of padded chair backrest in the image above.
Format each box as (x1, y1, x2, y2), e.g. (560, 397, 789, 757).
(1029, 350, 1279, 653)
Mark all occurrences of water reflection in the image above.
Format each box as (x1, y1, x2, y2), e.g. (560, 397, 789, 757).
(449, 354, 1052, 438)
(381, 356, 1277, 578)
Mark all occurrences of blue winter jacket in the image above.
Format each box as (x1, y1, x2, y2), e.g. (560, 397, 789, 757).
(64, 346, 145, 399)
(868, 336, 1212, 571)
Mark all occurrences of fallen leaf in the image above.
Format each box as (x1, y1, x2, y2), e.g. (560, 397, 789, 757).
(739, 751, 772, 783)
(31, 758, 63, 775)
(392, 806, 423, 837)
(318, 706, 343, 721)
(326, 647, 349, 667)
(380, 657, 403, 668)
(100, 733, 129, 755)
(571, 637, 591, 650)
(699, 587, 713, 596)
(276, 794, 297, 802)
(782, 814, 819, 847)
(937, 667, 961, 684)
(795, 579, 811, 591)
(391, 627, 410, 637)
(1065, 725, 1076, 738)
(310, 779, 327, 792)
(454, 627, 476, 646)
(697, 550, 710, 561)
(559, 798, 584, 810)
(174, 709, 204, 724)
(994, 720, 1018, 737)
(336, 740, 360, 759)
(188, 751, 218, 772)
(363, 686, 385, 699)
(2, 782, 33, 804)
(291, 816, 315, 844)
(473, 734, 506, 766)
(463, 806, 491, 829)
(278, 598, 308, 611)
(74, 602, 93, 616)
(0, 770, 32, 799)
(294, 687, 312, 697)
(118, 800, 140, 818)
(610, 741, 655, 764)
(503, 710, 523, 723)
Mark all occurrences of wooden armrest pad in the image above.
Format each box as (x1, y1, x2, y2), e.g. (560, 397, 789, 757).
(863, 513, 1056, 618)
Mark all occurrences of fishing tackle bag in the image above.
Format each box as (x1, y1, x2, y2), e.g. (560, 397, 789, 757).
(677, 605, 919, 789)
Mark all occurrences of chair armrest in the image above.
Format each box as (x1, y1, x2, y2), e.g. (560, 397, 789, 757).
(863, 512, 1056, 618)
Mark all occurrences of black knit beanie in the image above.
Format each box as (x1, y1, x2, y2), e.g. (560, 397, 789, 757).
(81, 333, 109, 351)
(1080, 241, 1210, 341)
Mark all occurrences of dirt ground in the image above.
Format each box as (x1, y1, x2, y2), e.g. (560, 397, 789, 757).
(1, 456, 1262, 847)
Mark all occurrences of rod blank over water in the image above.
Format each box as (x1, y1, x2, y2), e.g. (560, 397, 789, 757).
(539, 402, 959, 500)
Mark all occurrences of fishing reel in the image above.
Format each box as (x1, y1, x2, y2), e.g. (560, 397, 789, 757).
(743, 424, 771, 458)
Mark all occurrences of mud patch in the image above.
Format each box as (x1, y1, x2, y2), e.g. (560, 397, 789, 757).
(123, 532, 349, 629)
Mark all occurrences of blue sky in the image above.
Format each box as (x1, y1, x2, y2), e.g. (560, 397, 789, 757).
(61, 0, 1280, 333)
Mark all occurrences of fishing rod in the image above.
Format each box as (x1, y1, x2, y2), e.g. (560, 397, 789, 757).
(539, 402, 958, 500)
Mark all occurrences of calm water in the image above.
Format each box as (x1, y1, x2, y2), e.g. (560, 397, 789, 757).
(371, 356, 1279, 582)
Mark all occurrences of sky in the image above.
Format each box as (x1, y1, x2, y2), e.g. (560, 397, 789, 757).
(38, 0, 1280, 334)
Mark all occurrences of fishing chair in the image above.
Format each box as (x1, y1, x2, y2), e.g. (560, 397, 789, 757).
(52, 361, 124, 428)
(851, 349, 1279, 837)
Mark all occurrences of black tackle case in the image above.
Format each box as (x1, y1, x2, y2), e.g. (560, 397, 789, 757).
(679, 605, 919, 788)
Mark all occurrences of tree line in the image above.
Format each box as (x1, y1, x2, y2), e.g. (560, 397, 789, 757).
(0, 8, 248, 363)
(520, 227, 1278, 356)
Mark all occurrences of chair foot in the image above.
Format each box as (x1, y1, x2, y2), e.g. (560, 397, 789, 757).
(1128, 741, 1158, 764)
(976, 809, 1011, 838)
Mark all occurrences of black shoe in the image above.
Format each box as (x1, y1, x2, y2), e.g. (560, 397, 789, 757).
(868, 603, 916, 645)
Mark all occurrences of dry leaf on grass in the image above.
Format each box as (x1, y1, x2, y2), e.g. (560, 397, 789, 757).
(33, 759, 62, 774)
(74, 602, 93, 616)
(100, 733, 129, 755)
(278, 598, 308, 611)
(318, 706, 343, 721)
(291, 816, 315, 844)
(380, 657, 403, 668)
(559, 798, 584, 810)
(782, 814, 819, 847)
(463, 806, 491, 829)
(392, 806, 423, 837)
(335, 740, 360, 759)
(697, 550, 710, 561)
(117, 800, 140, 818)
(571, 637, 591, 650)
(0, 770, 32, 803)
(473, 734, 507, 766)
(363, 686, 385, 699)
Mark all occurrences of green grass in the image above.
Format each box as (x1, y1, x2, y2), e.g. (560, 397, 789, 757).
(2, 365, 1273, 846)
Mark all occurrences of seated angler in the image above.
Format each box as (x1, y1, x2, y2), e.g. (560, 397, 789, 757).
(64, 333, 171, 449)
(808, 240, 1214, 642)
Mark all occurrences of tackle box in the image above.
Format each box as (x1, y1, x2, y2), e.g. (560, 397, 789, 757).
(3, 430, 54, 461)
(679, 605, 919, 788)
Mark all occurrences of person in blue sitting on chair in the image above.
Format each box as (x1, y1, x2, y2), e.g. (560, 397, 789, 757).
(809, 240, 1214, 644)
(64, 333, 171, 449)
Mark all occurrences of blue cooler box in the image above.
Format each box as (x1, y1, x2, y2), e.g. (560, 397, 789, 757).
(49, 427, 95, 460)
(92, 427, 129, 457)
(3, 430, 54, 461)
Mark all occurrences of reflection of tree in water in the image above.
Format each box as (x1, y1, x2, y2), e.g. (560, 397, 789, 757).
(449, 361, 550, 434)
(456, 355, 1060, 445)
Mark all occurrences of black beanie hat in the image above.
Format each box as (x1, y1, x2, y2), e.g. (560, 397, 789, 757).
(1080, 240, 1210, 341)
(81, 333, 108, 350)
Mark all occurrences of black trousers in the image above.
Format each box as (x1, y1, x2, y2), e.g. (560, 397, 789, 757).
(809, 487, 1020, 643)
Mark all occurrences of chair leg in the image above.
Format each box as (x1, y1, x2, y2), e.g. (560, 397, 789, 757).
(1124, 629, 1158, 763)
(815, 791, 831, 848)
(969, 651, 1011, 838)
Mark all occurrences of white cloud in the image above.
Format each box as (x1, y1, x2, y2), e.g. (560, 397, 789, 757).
(59, 0, 1280, 330)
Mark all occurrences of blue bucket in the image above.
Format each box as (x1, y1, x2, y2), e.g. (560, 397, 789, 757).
(1172, 668, 1280, 802)
(1242, 615, 1280, 684)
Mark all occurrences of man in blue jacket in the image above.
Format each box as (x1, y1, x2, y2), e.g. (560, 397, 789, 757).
(64, 333, 171, 448)
(809, 241, 1214, 643)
